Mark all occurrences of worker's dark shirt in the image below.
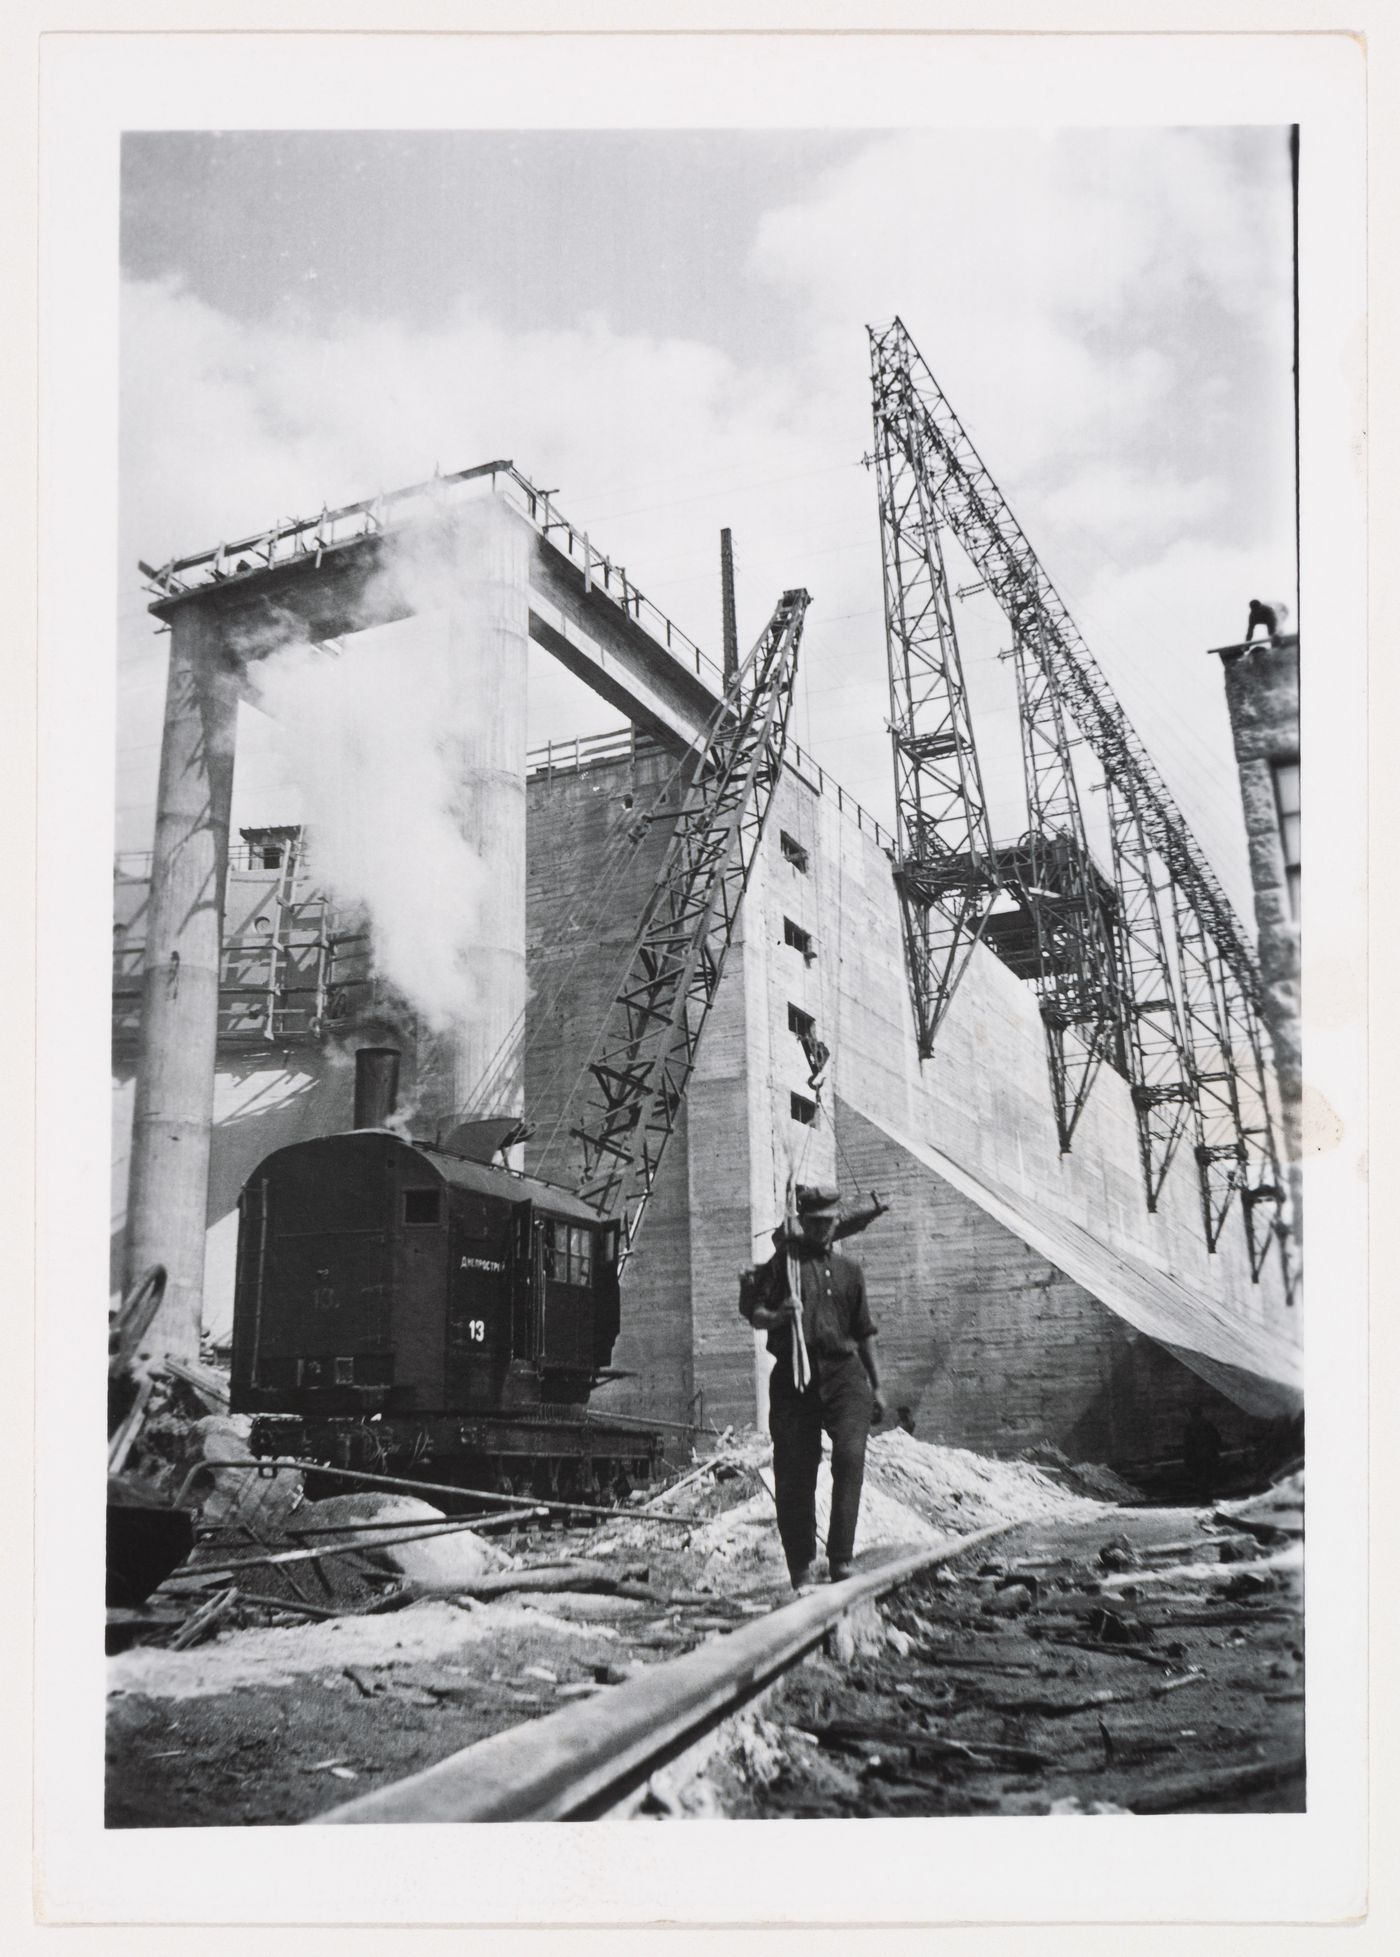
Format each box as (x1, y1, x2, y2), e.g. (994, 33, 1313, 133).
(741, 1241, 877, 1366)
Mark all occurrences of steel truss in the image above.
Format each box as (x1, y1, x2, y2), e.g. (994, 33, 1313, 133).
(871, 330, 999, 1058)
(868, 318, 1288, 1272)
(1218, 964, 1292, 1287)
(1170, 878, 1250, 1251)
(1171, 883, 1291, 1284)
(1105, 776, 1194, 1209)
(1007, 622, 1120, 1152)
(570, 589, 810, 1265)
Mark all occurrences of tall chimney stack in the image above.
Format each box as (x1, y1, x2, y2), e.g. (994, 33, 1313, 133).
(353, 1047, 401, 1130)
(720, 528, 739, 688)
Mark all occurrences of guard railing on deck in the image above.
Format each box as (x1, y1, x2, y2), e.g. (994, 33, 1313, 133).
(525, 724, 895, 854)
(138, 459, 725, 694)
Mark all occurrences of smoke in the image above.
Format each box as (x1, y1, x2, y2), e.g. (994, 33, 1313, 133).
(249, 504, 520, 1046)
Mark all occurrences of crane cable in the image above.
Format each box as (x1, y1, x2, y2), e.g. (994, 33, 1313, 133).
(456, 730, 711, 1127)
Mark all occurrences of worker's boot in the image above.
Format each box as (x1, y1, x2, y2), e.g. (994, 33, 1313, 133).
(788, 1562, 817, 1592)
(828, 1561, 854, 1583)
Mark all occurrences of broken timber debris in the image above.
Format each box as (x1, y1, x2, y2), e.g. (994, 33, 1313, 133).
(169, 1585, 238, 1651)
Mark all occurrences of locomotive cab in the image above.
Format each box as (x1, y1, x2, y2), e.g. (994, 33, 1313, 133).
(229, 1130, 621, 1423)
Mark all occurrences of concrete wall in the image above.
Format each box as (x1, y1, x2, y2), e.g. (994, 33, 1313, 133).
(790, 760, 1290, 1337)
(834, 1100, 1267, 1470)
(521, 743, 697, 1428)
(519, 741, 1296, 1457)
(1220, 640, 1302, 1218)
(114, 720, 1298, 1464)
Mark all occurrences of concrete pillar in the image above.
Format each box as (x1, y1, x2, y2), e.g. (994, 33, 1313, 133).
(445, 497, 529, 1123)
(124, 601, 240, 1365)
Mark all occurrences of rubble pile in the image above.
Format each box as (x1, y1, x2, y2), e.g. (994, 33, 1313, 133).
(588, 1426, 1099, 1585)
(864, 1429, 1104, 1534)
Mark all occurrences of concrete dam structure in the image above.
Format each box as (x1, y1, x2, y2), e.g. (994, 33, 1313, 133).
(114, 446, 1300, 1476)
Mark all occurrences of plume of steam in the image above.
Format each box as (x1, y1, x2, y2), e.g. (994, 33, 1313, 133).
(249, 504, 515, 1047)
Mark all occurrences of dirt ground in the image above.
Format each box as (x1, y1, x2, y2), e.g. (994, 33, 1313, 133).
(686, 1502, 1304, 1819)
(106, 1433, 1302, 1826)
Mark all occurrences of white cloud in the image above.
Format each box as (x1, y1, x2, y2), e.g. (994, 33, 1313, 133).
(119, 127, 1295, 942)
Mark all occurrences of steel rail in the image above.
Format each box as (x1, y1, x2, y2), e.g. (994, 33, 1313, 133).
(312, 1516, 1027, 1824)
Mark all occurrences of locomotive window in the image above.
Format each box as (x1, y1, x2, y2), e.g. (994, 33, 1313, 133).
(551, 1220, 594, 1285)
(333, 1356, 355, 1384)
(571, 1226, 593, 1286)
(403, 1188, 441, 1225)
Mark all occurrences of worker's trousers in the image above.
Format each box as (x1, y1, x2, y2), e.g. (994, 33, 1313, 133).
(768, 1353, 873, 1578)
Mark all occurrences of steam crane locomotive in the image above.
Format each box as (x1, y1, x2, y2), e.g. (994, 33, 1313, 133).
(228, 588, 810, 1499)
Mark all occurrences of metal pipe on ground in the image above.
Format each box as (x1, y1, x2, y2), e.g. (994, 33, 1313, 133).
(174, 1456, 698, 1526)
(168, 1507, 547, 1585)
(313, 1518, 1025, 1825)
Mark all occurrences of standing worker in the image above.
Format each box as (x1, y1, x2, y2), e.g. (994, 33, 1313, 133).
(740, 1184, 887, 1589)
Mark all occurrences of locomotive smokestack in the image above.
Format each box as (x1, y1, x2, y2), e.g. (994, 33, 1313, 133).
(353, 1047, 401, 1130)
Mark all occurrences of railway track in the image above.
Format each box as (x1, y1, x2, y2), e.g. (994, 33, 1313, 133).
(312, 1518, 1024, 1824)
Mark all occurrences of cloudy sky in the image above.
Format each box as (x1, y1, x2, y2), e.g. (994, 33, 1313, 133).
(117, 127, 1296, 919)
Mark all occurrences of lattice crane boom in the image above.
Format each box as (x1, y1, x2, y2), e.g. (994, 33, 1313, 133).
(869, 317, 1263, 1005)
(1105, 775, 1194, 1210)
(1009, 621, 1121, 1152)
(871, 327, 999, 1058)
(568, 588, 810, 1266)
(869, 318, 1289, 1278)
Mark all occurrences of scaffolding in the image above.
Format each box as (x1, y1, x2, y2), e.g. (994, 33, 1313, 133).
(112, 828, 389, 1050)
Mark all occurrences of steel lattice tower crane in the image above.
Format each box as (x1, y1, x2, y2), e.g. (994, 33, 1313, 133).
(569, 588, 810, 1266)
(1105, 774, 1194, 1209)
(1007, 617, 1122, 1152)
(868, 317, 1291, 1283)
(870, 326, 999, 1058)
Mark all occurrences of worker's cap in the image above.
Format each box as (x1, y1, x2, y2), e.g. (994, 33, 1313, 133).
(795, 1184, 842, 1218)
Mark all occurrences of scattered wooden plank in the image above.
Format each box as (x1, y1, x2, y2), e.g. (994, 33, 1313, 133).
(635, 1452, 734, 1513)
(169, 1585, 238, 1651)
(108, 1264, 167, 1378)
(1049, 1638, 1179, 1669)
(811, 1718, 1048, 1775)
(980, 1671, 1204, 1719)
(162, 1356, 231, 1412)
(1214, 1510, 1302, 1544)
(1140, 1608, 1297, 1629)
(905, 1655, 1046, 1676)
(107, 1376, 156, 1476)
(234, 1590, 345, 1621)
(457, 1561, 651, 1600)
(1130, 1754, 1306, 1814)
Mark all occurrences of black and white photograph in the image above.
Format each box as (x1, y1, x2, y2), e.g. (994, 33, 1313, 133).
(28, 18, 1372, 1933)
